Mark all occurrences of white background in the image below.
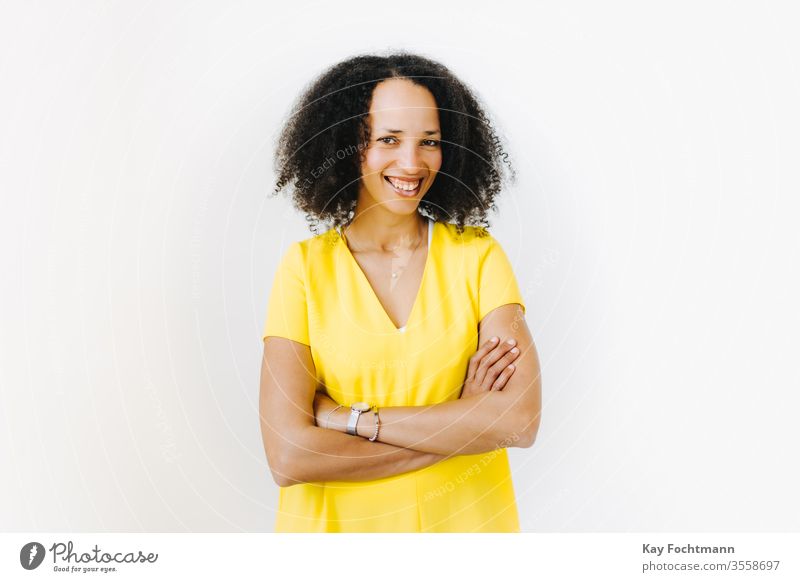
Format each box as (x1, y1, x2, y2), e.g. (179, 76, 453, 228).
(1, 0, 798, 532)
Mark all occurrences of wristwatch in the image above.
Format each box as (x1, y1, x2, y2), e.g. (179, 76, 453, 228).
(346, 402, 372, 436)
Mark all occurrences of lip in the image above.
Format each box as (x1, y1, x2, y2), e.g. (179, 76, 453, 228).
(384, 175, 423, 197)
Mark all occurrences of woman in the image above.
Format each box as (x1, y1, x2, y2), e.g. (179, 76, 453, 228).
(259, 52, 541, 532)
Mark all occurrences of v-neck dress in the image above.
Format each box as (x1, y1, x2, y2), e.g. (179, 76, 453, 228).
(262, 219, 527, 532)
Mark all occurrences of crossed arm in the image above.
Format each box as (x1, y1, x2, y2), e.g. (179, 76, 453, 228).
(259, 304, 541, 487)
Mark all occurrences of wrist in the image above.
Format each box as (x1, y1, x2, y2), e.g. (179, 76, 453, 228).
(330, 406, 350, 433)
(356, 407, 376, 439)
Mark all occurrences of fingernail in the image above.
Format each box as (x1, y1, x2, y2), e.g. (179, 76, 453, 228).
(511, 347, 519, 354)
(490, 337, 499, 343)
(506, 339, 516, 345)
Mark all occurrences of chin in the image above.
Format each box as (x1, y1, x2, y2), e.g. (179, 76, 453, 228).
(382, 197, 423, 216)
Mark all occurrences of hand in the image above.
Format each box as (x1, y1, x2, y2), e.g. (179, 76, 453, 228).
(459, 337, 520, 399)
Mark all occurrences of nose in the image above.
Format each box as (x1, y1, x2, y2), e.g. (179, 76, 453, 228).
(396, 141, 424, 173)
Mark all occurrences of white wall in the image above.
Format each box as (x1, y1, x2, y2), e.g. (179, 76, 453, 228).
(1, 0, 798, 531)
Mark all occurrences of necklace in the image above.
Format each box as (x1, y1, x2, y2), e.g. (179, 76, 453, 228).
(390, 227, 424, 279)
(342, 220, 425, 279)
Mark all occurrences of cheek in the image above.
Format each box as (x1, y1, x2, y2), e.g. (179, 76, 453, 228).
(428, 150, 443, 173)
(362, 149, 388, 179)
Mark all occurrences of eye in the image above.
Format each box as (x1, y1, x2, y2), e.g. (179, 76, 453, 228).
(377, 136, 398, 144)
(421, 139, 441, 147)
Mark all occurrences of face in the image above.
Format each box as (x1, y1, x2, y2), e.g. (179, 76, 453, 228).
(357, 78, 442, 217)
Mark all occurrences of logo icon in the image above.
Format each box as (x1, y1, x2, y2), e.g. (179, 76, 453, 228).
(20, 542, 46, 570)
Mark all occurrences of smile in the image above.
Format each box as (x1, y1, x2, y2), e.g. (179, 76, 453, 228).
(384, 176, 422, 197)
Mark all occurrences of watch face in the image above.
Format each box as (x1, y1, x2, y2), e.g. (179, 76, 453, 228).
(352, 402, 371, 412)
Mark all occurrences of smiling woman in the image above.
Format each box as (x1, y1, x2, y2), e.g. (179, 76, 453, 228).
(260, 52, 542, 532)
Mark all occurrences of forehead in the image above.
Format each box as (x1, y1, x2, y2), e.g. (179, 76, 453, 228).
(367, 78, 440, 128)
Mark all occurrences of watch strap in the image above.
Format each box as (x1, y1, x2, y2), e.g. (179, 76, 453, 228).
(346, 408, 360, 435)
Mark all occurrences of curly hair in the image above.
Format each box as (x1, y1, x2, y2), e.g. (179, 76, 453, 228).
(270, 51, 515, 235)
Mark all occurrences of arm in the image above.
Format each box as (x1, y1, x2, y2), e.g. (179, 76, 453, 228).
(318, 304, 542, 456)
(259, 336, 447, 487)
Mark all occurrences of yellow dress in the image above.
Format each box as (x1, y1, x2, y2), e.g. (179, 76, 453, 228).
(262, 218, 527, 532)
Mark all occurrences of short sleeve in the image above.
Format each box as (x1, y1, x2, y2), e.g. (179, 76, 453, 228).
(478, 236, 526, 321)
(262, 242, 310, 345)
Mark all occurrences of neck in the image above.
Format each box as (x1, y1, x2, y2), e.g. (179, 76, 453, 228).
(344, 207, 427, 253)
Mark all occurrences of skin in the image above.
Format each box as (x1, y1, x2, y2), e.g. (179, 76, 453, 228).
(259, 78, 542, 486)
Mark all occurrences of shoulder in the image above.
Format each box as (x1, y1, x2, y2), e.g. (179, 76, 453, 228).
(438, 221, 500, 256)
(438, 222, 521, 284)
(279, 227, 341, 266)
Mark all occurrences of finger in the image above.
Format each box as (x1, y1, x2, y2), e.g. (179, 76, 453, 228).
(475, 338, 516, 385)
(491, 364, 516, 391)
(468, 337, 499, 381)
(483, 345, 520, 389)
(498, 345, 521, 367)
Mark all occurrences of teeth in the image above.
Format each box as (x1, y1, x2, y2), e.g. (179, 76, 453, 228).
(387, 177, 421, 191)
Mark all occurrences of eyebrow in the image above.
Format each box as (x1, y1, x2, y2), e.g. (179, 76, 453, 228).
(378, 128, 441, 135)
